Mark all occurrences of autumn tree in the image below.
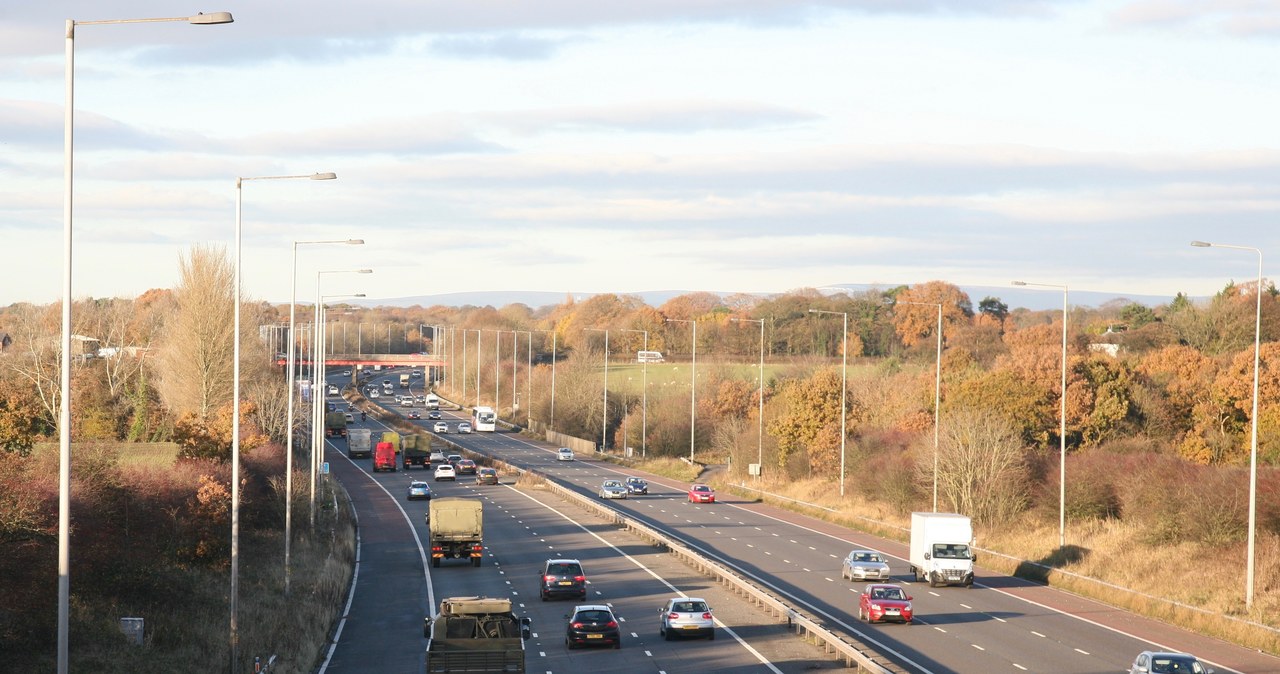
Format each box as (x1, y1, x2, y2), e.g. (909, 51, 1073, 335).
(928, 406, 1030, 525)
(890, 281, 973, 348)
(766, 369, 860, 475)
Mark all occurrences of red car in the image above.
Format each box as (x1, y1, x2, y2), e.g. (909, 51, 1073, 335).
(688, 484, 715, 503)
(858, 584, 913, 624)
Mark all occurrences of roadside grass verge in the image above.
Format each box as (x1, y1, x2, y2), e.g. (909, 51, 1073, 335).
(20, 474, 356, 674)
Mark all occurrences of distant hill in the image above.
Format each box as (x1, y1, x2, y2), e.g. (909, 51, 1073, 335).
(355, 285, 1181, 313)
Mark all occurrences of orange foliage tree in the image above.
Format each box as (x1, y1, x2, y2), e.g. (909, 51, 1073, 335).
(891, 281, 973, 348)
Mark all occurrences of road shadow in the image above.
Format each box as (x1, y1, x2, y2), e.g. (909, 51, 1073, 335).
(1010, 544, 1090, 585)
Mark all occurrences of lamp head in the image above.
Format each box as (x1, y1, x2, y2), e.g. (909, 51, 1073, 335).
(356, 269, 373, 274)
(1011, 281, 1027, 286)
(1190, 241, 1212, 248)
(347, 239, 364, 245)
(189, 11, 234, 24)
(311, 172, 337, 181)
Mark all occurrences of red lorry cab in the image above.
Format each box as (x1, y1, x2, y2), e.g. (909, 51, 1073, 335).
(374, 441, 397, 472)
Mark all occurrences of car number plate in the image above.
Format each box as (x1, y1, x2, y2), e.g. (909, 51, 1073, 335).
(886, 608, 899, 614)
(682, 625, 700, 630)
(587, 634, 603, 639)
(558, 581, 573, 586)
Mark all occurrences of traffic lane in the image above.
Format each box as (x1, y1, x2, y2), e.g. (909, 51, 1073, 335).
(460, 437, 1198, 674)
(465, 479, 826, 674)
(321, 438, 431, 674)
(716, 498, 1276, 674)
(583, 485, 1141, 674)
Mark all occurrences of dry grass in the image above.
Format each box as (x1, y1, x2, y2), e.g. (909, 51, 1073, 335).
(32, 441, 179, 469)
(26, 479, 357, 673)
(626, 456, 702, 482)
(716, 476, 1280, 655)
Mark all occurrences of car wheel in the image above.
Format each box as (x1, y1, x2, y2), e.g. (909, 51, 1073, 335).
(613, 639, 621, 650)
(707, 629, 715, 641)
(566, 638, 575, 650)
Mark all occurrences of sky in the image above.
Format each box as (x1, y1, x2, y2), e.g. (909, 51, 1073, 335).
(2, 1, 1279, 310)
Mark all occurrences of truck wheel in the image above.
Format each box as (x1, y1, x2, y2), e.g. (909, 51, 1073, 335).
(472, 557, 481, 567)
(929, 574, 939, 588)
(431, 558, 440, 568)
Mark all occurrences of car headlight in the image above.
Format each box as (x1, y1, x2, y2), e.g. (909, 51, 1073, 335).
(870, 603, 881, 610)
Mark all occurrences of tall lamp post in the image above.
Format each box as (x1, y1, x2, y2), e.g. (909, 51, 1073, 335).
(1191, 240, 1264, 610)
(621, 329, 649, 458)
(285, 237, 358, 597)
(809, 309, 849, 496)
(890, 299, 943, 511)
(1012, 280, 1068, 548)
(731, 319, 764, 479)
(234, 172, 335, 671)
(533, 329, 558, 431)
(585, 328, 610, 450)
(516, 331, 533, 428)
(61, 13, 233, 673)
(666, 319, 698, 462)
(312, 269, 371, 528)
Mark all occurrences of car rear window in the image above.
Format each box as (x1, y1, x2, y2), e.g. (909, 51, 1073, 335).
(574, 610, 611, 622)
(547, 562, 581, 575)
(674, 601, 707, 612)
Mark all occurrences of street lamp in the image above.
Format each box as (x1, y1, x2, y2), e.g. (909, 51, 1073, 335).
(731, 318, 764, 480)
(533, 329, 558, 431)
(1191, 240, 1264, 610)
(312, 268, 371, 528)
(809, 309, 849, 497)
(516, 331, 533, 428)
(585, 328, 609, 450)
(666, 319, 698, 462)
(1012, 280, 1068, 548)
(233, 172, 334, 670)
(285, 238, 358, 597)
(620, 329, 649, 458)
(60, 12, 232, 673)
(889, 298, 943, 511)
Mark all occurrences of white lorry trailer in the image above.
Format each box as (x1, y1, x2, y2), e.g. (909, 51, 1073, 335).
(909, 512, 975, 587)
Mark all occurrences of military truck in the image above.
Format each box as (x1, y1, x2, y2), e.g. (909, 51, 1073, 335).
(424, 596, 530, 674)
(428, 498, 483, 567)
(347, 428, 373, 459)
(403, 433, 431, 470)
(324, 412, 348, 438)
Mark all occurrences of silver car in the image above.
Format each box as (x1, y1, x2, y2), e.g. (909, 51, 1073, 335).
(599, 480, 628, 499)
(658, 597, 714, 640)
(841, 549, 891, 582)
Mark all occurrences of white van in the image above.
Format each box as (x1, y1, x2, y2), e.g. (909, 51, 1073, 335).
(636, 350, 664, 363)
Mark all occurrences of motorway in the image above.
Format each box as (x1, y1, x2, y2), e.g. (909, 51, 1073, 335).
(316, 367, 841, 673)
(321, 366, 1280, 674)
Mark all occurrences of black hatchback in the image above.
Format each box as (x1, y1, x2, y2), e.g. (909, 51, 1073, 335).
(565, 604, 620, 649)
(540, 559, 586, 601)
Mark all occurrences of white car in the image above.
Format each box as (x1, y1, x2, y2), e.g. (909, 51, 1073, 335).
(434, 464, 456, 481)
(433, 421, 449, 433)
(457, 422, 472, 434)
(368, 390, 380, 399)
(327, 385, 339, 396)
(557, 448, 574, 461)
